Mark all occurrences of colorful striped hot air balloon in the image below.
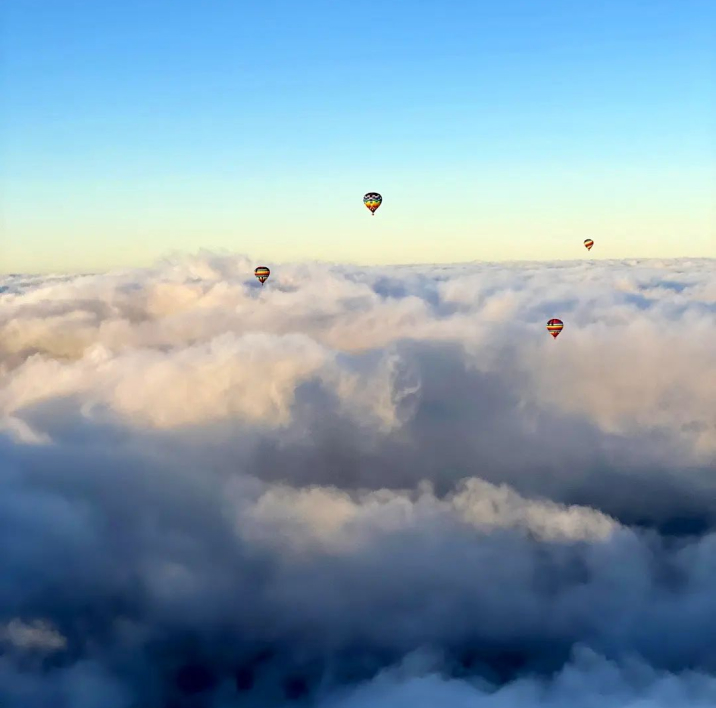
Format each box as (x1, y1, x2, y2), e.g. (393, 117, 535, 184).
(546, 319, 564, 339)
(363, 192, 382, 215)
(254, 266, 270, 285)
(584, 239, 594, 251)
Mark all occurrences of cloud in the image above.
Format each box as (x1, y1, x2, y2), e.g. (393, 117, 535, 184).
(0, 253, 714, 706)
(318, 647, 716, 708)
(0, 619, 67, 652)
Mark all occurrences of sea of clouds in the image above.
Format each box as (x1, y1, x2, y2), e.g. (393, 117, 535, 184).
(0, 253, 714, 707)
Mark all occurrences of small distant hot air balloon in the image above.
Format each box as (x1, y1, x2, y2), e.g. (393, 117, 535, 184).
(584, 239, 594, 251)
(363, 192, 382, 215)
(546, 319, 564, 339)
(254, 266, 270, 285)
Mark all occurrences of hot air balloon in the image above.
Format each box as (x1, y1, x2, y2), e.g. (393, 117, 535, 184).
(546, 319, 564, 339)
(363, 192, 382, 215)
(584, 239, 594, 251)
(254, 266, 270, 285)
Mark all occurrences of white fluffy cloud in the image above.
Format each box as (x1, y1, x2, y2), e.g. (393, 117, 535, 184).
(0, 253, 714, 707)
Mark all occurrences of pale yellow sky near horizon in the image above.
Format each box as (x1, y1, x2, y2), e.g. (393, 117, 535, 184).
(2, 166, 715, 274)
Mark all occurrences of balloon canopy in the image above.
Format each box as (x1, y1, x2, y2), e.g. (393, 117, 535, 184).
(254, 266, 270, 285)
(546, 318, 564, 339)
(363, 193, 382, 215)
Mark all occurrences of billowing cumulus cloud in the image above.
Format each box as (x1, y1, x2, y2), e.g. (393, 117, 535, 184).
(0, 253, 714, 707)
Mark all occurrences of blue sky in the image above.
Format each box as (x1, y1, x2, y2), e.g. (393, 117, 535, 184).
(2, 0, 714, 272)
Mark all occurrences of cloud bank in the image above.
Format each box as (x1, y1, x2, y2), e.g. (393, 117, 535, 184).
(0, 253, 714, 707)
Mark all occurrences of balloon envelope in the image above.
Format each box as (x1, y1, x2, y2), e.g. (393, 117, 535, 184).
(584, 239, 594, 251)
(363, 192, 382, 214)
(254, 266, 270, 284)
(546, 318, 564, 339)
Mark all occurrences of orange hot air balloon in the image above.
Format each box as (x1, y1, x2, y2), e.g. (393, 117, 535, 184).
(546, 319, 564, 339)
(254, 266, 270, 285)
(584, 239, 594, 251)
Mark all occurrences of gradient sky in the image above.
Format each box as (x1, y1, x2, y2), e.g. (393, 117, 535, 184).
(1, 0, 714, 273)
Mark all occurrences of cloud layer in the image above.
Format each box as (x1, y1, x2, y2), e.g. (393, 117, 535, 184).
(0, 253, 714, 706)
